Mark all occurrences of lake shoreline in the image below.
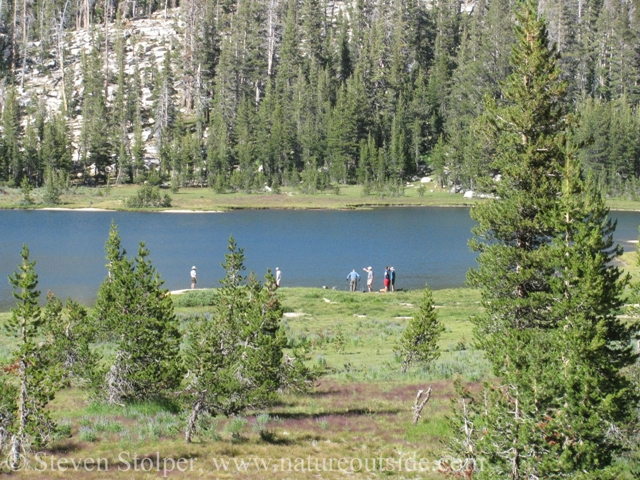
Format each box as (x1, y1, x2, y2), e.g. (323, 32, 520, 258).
(3, 204, 640, 213)
(2, 184, 640, 211)
(0, 202, 479, 213)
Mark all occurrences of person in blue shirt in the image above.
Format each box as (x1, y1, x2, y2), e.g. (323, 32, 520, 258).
(347, 269, 360, 291)
(390, 267, 396, 292)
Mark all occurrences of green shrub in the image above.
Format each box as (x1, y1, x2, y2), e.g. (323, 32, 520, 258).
(43, 169, 67, 204)
(226, 417, 248, 443)
(94, 417, 123, 433)
(197, 414, 221, 441)
(126, 184, 172, 208)
(55, 422, 72, 439)
(79, 427, 97, 442)
(172, 289, 217, 307)
(20, 177, 34, 205)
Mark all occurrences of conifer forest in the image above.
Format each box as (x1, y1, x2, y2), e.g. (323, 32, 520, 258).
(1, 0, 640, 196)
(2, 0, 640, 477)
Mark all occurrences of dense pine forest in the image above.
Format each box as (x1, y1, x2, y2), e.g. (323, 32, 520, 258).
(0, 0, 639, 197)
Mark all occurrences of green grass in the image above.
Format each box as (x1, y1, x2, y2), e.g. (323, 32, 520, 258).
(0, 183, 479, 211)
(4, 285, 636, 477)
(0, 287, 486, 478)
(4, 184, 640, 211)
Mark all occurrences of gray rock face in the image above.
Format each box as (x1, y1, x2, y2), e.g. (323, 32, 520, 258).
(16, 9, 183, 166)
(14, 0, 475, 169)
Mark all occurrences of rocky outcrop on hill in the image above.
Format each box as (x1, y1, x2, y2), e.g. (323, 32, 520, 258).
(13, 9, 183, 165)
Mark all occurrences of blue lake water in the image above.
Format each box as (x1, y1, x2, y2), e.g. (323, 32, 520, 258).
(0, 207, 639, 311)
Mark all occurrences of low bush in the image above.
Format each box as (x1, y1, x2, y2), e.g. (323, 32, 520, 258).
(172, 289, 217, 307)
(126, 184, 172, 208)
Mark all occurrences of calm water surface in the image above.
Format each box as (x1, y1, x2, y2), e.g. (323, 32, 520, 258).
(1, 207, 639, 310)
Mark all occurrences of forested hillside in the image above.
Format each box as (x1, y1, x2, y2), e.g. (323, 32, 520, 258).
(0, 0, 639, 196)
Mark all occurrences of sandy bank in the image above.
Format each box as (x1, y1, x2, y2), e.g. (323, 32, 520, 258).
(160, 209, 223, 213)
(40, 207, 115, 212)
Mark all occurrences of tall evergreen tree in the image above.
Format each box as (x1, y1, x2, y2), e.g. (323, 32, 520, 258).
(3, 246, 61, 470)
(153, 47, 178, 173)
(94, 223, 182, 404)
(447, 1, 640, 477)
(2, 84, 23, 185)
(79, 40, 113, 183)
(183, 237, 313, 443)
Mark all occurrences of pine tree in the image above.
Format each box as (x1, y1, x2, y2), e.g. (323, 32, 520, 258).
(300, 0, 325, 67)
(183, 237, 313, 443)
(79, 40, 113, 184)
(42, 296, 102, 391)
(2, 84, 23, 186)
(153, 47, 178, 170)
(447, 1, 640, 477)
(94, 223, 182, 404)
(277, 0, 301, 90)
(395, 284, 443, 373)
(113, 22, 132, 184)
(3, 245, 61, 469)
(41, 113, 72, 175)
(234, 97, 257, 192)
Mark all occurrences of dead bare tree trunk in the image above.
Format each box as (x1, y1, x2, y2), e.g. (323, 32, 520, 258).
(412, 385, 432, 424)
(265, 0, 277, 77)
(20, 0, 27, 89)
(185, 395, 204, 443)
(11, 0, 17, 75)
(104, 0, 109, 100)
(57, 0, 71, 113)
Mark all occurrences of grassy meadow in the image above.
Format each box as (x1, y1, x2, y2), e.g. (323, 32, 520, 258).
(0, 182, 477, 211)
(0, 287, 490, 479)
(2, 182, 640, 211)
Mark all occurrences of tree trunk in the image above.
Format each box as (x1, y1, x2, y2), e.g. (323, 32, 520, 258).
(412, 385, 432, 424)
(11, 0, 17, 75)
(185, 397, 203, 443)
(20, 0, 27, 89)
(104, 0, 109, 100)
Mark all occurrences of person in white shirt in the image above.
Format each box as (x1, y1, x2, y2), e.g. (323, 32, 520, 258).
(363, 266, 374, 292)
(190, 266, 197, 289)
(275, 267, 282, 288)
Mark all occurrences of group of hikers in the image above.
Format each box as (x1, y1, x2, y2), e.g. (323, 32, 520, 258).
(346, 266, 396, 293)
(190, 265, 395, 292)
(190, 265, 282, 289)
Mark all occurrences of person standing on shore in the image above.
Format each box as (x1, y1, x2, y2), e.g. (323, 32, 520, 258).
(363, 267, 374, 292)
(347, 269, 360, 291)
(275, 267, 282, 288)
(390, 267, 396, 292)
(383, 266, 390, 292)
(190, 266, 197, 289)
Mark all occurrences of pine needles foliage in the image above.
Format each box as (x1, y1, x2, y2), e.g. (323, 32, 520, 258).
(446, 1, 640, 478)
(182, 236, 316, 443)
(395, 283, 443, 373)
(94, 222, 182, 405)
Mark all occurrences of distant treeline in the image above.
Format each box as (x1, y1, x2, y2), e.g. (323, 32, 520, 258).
(0, 0, 639, 196)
